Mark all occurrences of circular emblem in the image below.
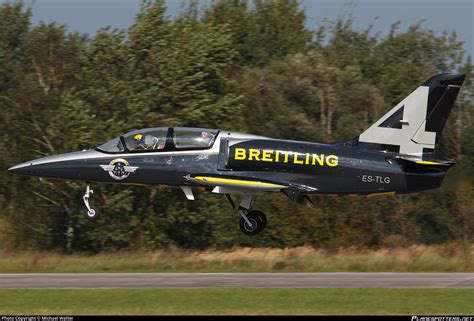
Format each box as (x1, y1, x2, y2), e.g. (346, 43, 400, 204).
(100, 158, 138, 180)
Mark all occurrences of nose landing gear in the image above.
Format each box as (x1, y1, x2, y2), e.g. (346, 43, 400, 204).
(83, 183, 100, 221)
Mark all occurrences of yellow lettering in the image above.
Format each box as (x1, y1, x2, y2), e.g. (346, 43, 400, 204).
(305, 153, 310, 165)
(282, 151, 289, 163)
(248, 149, 261, 161)
(234, 148, 246, 160)
(275, 151, 280, 162)
(293, 153, 304, 164)
(326, 155, 339, 167)
(262, 150, 273, 162)
(312, 153, 325, 166)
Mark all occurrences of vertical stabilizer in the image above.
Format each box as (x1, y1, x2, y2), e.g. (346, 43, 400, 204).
(358, 73, 465, 156)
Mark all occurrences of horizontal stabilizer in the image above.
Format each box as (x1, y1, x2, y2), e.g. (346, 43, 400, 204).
(392, 155, 455, 168)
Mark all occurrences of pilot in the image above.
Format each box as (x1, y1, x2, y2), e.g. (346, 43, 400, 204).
(200, 131, 214, 145)
(133, 134, 165, 150)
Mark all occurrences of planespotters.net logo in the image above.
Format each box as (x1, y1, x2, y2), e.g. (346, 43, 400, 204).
(412, 317, 474, 321)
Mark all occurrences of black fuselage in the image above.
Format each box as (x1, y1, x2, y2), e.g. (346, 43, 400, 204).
(8, 132, 450, 196)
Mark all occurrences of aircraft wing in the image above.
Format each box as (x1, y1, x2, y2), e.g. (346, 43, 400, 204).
(183, 175, 318, 208)
(185, 175, 287, 191)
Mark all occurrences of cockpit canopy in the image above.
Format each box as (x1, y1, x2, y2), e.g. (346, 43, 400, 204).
(97, 127, 219, 153)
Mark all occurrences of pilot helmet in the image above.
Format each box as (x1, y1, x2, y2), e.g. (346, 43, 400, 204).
(133, 134, 144, 143)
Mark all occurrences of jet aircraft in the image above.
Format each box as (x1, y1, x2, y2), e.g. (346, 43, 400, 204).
(8, 73, 466, 235)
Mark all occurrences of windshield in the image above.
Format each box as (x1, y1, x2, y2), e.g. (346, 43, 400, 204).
(97, 137, 125, 153)
(173, 128, 218, 149)
(123, 128, 168, 152)
(97, 127, 218, 153)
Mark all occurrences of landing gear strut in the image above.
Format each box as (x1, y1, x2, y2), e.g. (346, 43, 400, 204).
(83, 183, 100, 221)
(236, 195, 267, 236)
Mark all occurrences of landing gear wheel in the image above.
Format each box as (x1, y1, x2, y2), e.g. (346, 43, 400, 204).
(84, 205, 101, 221)
(239, 215, 261, 236)
(236, 195, 267, 236)
(249, 210, 267, 231)
(83, 183, 100, 222)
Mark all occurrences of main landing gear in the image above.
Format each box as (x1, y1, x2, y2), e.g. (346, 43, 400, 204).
(83, 183, 101, 221)
(233, 195, 267, 236)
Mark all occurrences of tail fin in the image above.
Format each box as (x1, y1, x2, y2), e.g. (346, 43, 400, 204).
(357, 73, 465, 156)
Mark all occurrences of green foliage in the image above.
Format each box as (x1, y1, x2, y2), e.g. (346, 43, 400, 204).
(204, 0, 313, 67)
(0, 1, 472, 252)
(239, 53, 385, 141)
(0, 2, 31, 92)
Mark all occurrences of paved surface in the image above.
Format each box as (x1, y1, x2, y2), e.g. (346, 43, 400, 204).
(0, 273, 473, 289)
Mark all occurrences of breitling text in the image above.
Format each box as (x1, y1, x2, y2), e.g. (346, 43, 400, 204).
(233, 148, 339, 167)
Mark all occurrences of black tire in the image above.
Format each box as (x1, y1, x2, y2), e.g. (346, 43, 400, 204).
(239, 215, 261, 236)
(84, 205, 101, 221)
(249, 210, 267, 231)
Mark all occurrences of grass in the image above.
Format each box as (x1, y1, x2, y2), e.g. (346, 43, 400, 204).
(0, 244, 473, 273)
(0, 289, 472, 315)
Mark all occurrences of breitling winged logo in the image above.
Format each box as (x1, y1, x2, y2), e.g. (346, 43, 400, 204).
(100, 158, 138, 180)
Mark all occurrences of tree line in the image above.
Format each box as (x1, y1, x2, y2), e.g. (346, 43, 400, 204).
(0, 0, 473, 252)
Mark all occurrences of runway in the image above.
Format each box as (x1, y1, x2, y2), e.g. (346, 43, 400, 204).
(0, 273, 473, 289)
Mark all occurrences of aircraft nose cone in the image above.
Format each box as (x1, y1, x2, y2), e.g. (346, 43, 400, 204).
(7, 150, 104, 179)
(7, 162, 33, 175)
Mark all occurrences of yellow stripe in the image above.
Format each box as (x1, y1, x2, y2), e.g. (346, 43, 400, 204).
(367, 192, 396, 197)
(193, 176, 285, 188)
(415, 161, 445, 165)
(124, 183, 148, 187)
